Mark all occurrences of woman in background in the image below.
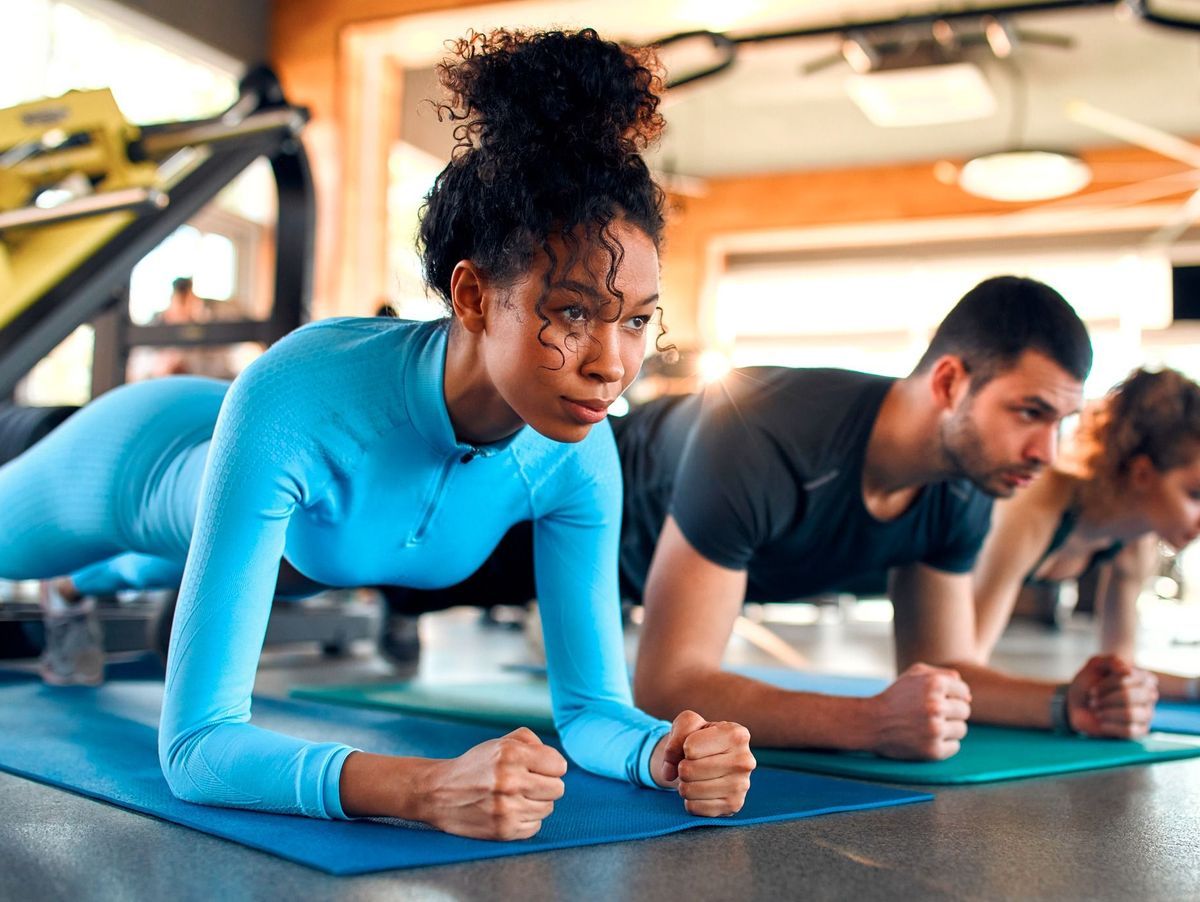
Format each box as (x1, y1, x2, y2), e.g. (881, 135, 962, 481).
(973, 366, 1200, 730)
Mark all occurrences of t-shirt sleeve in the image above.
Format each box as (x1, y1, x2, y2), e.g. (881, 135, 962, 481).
(921, 486, 994, 574)
(667, 393, 799, 571)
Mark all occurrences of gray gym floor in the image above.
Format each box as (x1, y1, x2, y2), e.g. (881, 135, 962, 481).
(2, 598, 1199, 901)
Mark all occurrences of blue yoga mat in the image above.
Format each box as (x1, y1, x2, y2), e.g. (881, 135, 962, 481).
(1152, 701, 1200, 735)
(0, 676, 931, 875)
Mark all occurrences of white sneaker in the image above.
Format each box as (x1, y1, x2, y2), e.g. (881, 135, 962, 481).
(38, 582, 104, 687)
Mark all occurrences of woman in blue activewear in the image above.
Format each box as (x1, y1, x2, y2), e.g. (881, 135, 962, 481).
(0, 29, 755, 840)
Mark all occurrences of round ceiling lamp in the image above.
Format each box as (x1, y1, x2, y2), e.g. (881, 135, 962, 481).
(957, 149, 1092, 202)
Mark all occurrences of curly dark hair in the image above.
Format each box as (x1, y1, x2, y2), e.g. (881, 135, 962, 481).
(1066, 367, 1200, 483)
(417, 28, 669, 356)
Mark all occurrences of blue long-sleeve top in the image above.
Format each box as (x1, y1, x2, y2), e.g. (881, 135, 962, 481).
(159, 316, 670, 818)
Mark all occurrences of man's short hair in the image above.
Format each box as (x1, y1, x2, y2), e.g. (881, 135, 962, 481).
(913, 275, 1092, 388)
(171, 276, 194, 295)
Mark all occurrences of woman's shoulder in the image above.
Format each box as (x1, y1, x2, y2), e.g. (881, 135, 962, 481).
(269, 316, 444, 360)
(220, 317, 449, 453)
(234, 317, 444, 400)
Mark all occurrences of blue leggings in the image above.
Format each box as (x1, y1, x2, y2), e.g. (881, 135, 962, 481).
(0, 377, 222, 594)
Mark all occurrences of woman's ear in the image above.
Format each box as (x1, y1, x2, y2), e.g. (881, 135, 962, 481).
(449, 261, 487, 334)
(1126, 453, 1158, 493)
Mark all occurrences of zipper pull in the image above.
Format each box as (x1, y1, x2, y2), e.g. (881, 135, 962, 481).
(460, 449, 477, 464)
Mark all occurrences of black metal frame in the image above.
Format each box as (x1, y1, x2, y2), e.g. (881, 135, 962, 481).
(0, 68, 314, 398)
(1133, 0, 1200, 33)
(647, 1, 1198, 89)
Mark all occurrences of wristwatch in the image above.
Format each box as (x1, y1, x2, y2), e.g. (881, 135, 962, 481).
(1050, 683, 1075, 734)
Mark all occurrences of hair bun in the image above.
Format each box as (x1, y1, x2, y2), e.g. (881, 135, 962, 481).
(437, 29, 664, 171)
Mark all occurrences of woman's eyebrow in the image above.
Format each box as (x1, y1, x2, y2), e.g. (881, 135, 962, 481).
(550, 280, 659, 308)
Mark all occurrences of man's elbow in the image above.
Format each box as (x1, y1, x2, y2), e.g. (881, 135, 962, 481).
(632, 659, 707, 720)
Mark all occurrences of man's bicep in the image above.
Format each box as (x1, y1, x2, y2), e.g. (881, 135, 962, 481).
(637, 516, 748, 674)
(667, 412, 789, 571)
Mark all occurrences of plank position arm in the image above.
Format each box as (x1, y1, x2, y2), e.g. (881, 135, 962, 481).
(633, 516, 972, 760)
(158, 360, 566, 841)
(912, 475, 1158, 737)
(1095, 536, 1198, 701)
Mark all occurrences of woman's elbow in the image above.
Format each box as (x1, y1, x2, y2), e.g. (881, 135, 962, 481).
(157, 726, 218, 805)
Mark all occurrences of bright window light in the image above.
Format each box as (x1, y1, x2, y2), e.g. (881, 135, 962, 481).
(698, 348, 733, 383)
(1, 1, 237, 119)
(717, 250, 1173, 388)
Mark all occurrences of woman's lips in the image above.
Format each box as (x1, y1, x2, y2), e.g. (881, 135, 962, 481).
(562, 397, 610, 424)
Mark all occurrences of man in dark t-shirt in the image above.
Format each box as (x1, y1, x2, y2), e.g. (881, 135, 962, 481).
(616, 368, 993, 605)
(625, 276, 1154, 761)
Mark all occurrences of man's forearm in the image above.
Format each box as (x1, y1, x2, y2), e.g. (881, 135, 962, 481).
(946, 660, 1056, 729)
(636, 666, 877, 751)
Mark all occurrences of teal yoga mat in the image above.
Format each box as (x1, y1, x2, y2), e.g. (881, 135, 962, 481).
(0, 674, 931, 874)
(733, 667, 1200, 742)
(295, 668, 1200, 785)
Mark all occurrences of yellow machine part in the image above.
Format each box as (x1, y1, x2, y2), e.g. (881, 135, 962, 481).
(0, 213, 136, 330)
(0, 88, 161, 327)
(0, 87, 157, 205)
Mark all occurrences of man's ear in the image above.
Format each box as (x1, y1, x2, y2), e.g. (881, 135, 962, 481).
(928, 355, 971, 411)
(449, 260, 488, 334)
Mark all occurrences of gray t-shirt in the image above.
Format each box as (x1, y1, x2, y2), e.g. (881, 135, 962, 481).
(613, 367, 994, 601)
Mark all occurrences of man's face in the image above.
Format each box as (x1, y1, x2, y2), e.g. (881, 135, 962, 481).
(940, 350, 1084, 498)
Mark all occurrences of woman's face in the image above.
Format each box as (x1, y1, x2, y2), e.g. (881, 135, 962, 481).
(483, 220, 660, 443)
(1134, 451, 1200, 550)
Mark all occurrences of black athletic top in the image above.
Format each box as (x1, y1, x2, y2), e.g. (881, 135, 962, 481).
(613, 367, 995, 602)
(1025, 507, 1124, 586)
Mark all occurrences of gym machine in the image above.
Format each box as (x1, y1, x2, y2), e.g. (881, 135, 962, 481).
(0, 67, 373, 661)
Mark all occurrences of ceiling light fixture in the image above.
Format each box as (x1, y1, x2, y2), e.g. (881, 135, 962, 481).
(845, 62, 996, 128)
(982, 15, 1017, 58)
(840, 31, 878, 75)
(958, 149, 1092, 202)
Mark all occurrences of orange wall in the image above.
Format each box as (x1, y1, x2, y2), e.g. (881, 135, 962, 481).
(271, 0, 506, 316)
(662, 145, 1191, 346)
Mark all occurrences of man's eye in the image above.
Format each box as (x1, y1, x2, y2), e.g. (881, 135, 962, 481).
(628, 315, 651, 330)
(561, 306, 588, 323)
